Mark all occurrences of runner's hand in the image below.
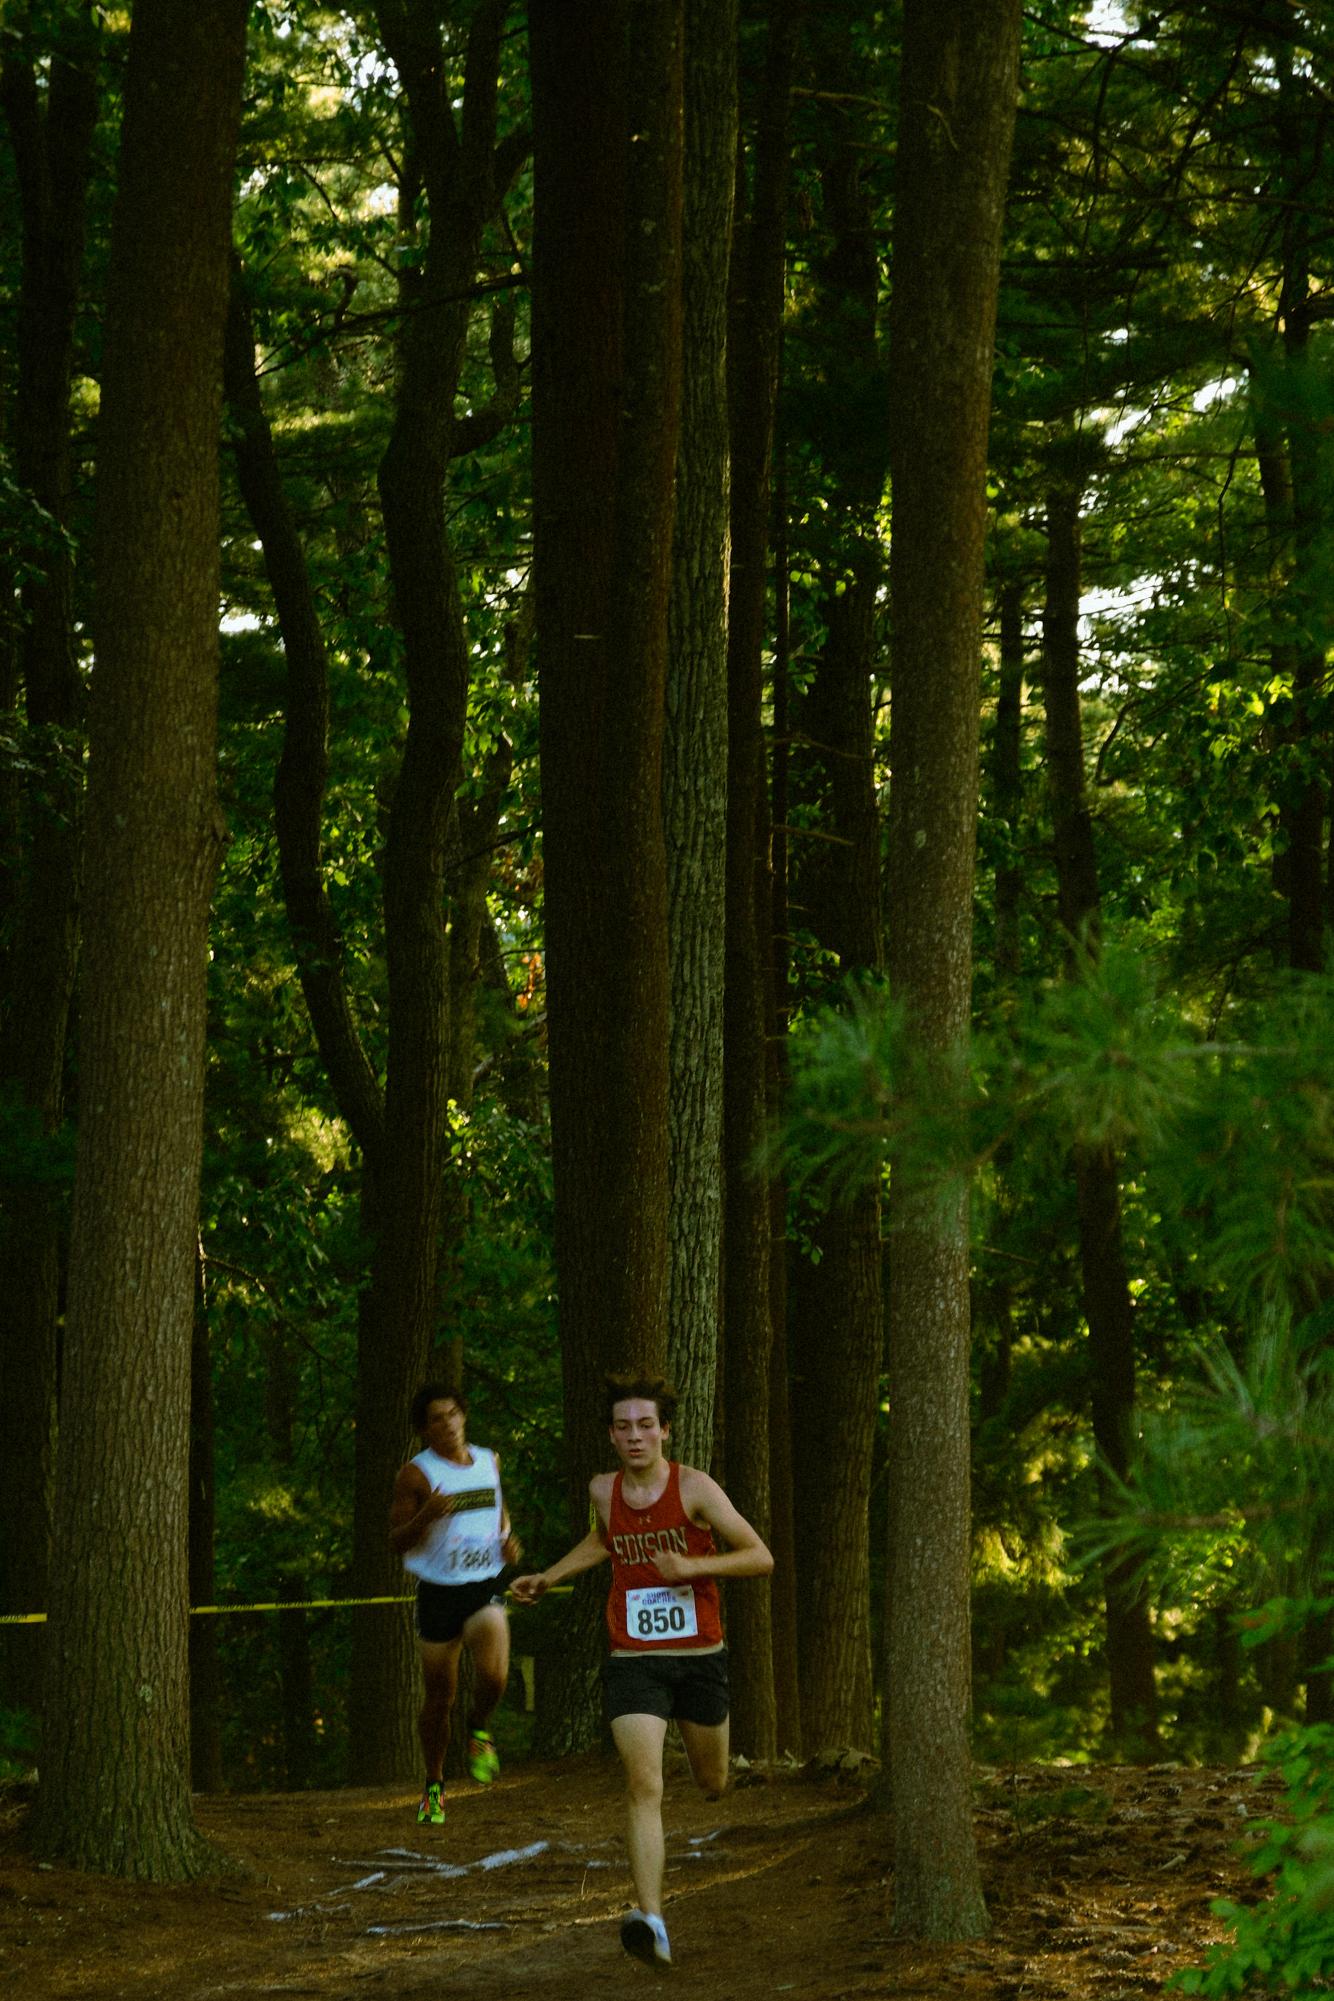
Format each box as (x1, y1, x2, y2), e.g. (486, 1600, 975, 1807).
(651, 1550, 697, 1584)
(509, 1572, 547, 1604)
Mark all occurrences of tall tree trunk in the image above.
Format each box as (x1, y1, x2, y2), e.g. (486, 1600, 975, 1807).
(1259, 42, 1334, 1715)
(446, 735, 517, 1109)
(789, 25, 886, 1758)
(767, 467, 801, 1758)
(530, 0, 682, 1751)
(993, 579, 1025, 994)
(975, 577, 1026, 1434)
(0, 535, 16, 987)
(1270, 44, 1328, 977)
(348, 1170, 418, 1781)
(226, 2, 525, 1782)
(0, 26, 97, 1715)
(223, 271, 409, 1782)
(1041, 479, 1160, 1758)
(266, 1326, 316, 1790)
(222, 277, 385, 1164)
(189, 1262, 223, 1792)
(722, 0, 800, 1764)
(31, 0, 248, 1880)
(348, 0, 523, 1786)
(884, 0, 1019, 1940)
(1252, 409, 1311, 961)
(663, 0, 736, 1472)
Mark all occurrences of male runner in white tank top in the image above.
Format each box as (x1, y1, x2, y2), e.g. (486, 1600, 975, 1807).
(389, 1382, 522, 1827)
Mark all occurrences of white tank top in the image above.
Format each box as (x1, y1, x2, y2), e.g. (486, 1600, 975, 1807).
(402, 1444, 505, 1585)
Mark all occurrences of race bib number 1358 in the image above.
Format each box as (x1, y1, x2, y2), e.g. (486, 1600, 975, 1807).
(625, 1583, 698, 1642)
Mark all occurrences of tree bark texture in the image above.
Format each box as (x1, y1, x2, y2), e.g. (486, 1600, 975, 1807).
(1252, 406, 1319, 967)
(993, 579, 1025, 991)
(0, 31, 97, 1713)
(266, 1327, 317, 1789)
(189, 1269, 223, 1793)
(31, 0, 248, 1880)
(223, 272, 407, 1782)
(1269, 45, 1329, 975)
(789, 28, 886, 1758)
(722, 0, 801, 1763)
(975, 578, 1026, 1430)
(1042, 480, 1161, 1757)
(884, 0, 1020, 1940)
(767, 499, 801, 1757)
(222, 277, 386, 1162)
(530, 0, 682, 1750)
(446, 733, 517, 1109)
(348, 0, 524, 1785)
(663, 0, 736, 1472)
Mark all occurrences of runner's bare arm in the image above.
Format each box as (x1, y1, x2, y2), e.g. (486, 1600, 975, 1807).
(650, 1468, 774, 1584)
(509, 1475, 612, 1602)
(387, 1461, 453, 1553)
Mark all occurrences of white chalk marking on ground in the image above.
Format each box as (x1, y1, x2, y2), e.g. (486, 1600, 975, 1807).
(366, 1917, 511, 1937)
(268, 1831, 732, 1923)
(340, 1839, 552, 1880)
(266, 1902, 354, 1923)
(374, 1840, 552, 1872)
(475, 1840, 551, 1872)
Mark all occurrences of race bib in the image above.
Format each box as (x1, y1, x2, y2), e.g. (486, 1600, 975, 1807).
(447, 1534, 501, 1575)
(625, 1584, 698, 1643)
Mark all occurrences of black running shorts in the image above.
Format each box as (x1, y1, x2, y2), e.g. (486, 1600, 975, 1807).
(602, 1647, 730, 1726)
(414, 1574, 507, 1644)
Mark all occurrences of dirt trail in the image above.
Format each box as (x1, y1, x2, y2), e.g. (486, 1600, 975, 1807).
(0, 1755, 1267, 1999)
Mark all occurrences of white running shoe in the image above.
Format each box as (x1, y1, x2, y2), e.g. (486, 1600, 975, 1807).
(620, 1908, 672, 1970)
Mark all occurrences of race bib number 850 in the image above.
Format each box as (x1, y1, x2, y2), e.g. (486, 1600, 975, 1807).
(625, 1584, 698, 1642)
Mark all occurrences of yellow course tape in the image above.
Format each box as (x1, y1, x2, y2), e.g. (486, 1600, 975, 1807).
(0, 1584, 570, 1626)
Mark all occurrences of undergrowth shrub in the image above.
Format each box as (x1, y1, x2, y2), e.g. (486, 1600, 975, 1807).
(1174, 1723, 1334, 2000)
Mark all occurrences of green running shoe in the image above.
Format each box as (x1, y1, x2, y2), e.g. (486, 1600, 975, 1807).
(416, 1779, 445, 1825)
(467, 1729, 500, 1785)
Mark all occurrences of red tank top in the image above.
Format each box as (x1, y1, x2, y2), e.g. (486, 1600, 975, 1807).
(604, 1460, 724, 1653)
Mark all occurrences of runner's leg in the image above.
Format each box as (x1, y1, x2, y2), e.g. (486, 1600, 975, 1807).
(417, 1637, 462, 1781)
(678, 1715, 730, 1799)
(611, 1711, 670, 1916)
(461, 1601, 510, 1730)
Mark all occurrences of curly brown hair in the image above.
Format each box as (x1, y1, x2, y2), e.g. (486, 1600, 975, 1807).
(603, 1371, 678, 1428)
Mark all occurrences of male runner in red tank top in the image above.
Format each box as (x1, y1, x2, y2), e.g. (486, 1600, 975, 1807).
(511, 1371, 773, 1972)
